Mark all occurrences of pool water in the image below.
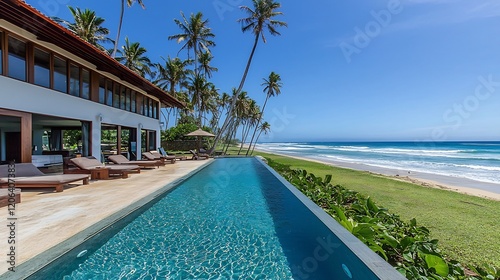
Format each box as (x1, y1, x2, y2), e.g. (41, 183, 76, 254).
(30, 158, 387, 279)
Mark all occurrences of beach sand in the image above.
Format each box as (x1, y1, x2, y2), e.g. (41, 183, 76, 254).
(256, 149, 500, 201)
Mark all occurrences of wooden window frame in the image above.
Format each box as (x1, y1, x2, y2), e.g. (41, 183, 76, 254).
(32, 46, 52, 88)
(6, 34, 28, 81)
(0, 30, 4, 75)
(81, 67, 90, 100)
(53, 55, 68, 93)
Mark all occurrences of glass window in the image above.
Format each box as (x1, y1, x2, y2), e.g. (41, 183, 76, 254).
(98, 77, 106, 104)
(8, 36, 26, 81)
(153, 101, 158, 119)
(120, 86, 126, 110)
(125, 88, 131, 111)
(0, 31, 3, 74)
(53, 56, 67, 93)
(106, 80, 113, 106)
(81, 68, 90, 99)
(143, 96, 148, 116)
(131, 91, 136, 113)
(69, 64, 80, 97)
(34, 48, 50, 87)
(113, 83, 120, 108)
(148, 99, 153, 118)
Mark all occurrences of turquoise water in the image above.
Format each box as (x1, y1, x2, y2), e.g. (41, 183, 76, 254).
(30, 158, 382, 279)
(258, 141, 500, 185)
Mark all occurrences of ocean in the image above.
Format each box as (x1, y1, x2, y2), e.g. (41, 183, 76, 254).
(256, 141, 500, 185)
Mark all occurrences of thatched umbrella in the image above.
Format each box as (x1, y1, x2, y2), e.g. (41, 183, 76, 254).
(185, 128, 215, 153)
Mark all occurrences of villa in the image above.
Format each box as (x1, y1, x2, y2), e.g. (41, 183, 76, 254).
(0, 1, 407, 279)
(0, 0, 184, 166)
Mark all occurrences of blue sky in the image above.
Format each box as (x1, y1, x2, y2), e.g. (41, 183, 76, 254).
(28, 0, 500, 142)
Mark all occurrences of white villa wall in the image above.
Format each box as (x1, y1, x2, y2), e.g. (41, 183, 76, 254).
(0, 76, 161, 159)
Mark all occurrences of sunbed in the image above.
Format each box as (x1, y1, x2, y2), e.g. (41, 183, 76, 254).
(108, 155, 163, 168)
(143, 151, 176, 164)
(0, 163, 89, 192)
(158, 147, 187, 161)
(67, 157, 140, 179)
(189, 150, 210, 160)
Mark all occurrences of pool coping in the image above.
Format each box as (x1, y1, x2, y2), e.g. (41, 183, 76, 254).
(256, 157, 407, 280)
(2, 160, 214, 280)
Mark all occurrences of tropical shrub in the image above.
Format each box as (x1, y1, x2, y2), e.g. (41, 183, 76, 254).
(266, 158, 500, 280)
(161, 123, 198, 141)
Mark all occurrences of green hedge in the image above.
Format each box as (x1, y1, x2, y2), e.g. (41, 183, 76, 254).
(266, 158, 499, 280)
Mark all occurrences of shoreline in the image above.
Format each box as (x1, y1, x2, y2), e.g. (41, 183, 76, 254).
(256, 149, 500, 201)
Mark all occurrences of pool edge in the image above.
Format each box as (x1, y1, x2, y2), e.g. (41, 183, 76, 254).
(255, 156, 406, 280)
(1, 160, 214, 280)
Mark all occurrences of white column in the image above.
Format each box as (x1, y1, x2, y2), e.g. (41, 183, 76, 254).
(156, 126, 161, 150)
(92, 114, 103, 161)
(136, 124, 143, 160)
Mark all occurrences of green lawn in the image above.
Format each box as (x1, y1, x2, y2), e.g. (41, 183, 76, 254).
(252, 151, 500, 268)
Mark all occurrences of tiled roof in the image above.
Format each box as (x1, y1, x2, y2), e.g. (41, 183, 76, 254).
(0, 0, 184, 108)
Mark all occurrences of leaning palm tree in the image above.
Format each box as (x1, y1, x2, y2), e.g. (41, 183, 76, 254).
(115, 37, 152, 77)
(53, 6, 113, 52)
(246, 71, 282, 155)
(212, 0, 286, 152)
(210, 92, 231, 133)
(238, 99, 260, 155)
(223, 89, 248, 153)
(111, 0, 145, 58)
(168, 11, 215, 73)
(250, 121, 270, 155)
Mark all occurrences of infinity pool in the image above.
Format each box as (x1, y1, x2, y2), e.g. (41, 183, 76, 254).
(29, 157, 402, 279)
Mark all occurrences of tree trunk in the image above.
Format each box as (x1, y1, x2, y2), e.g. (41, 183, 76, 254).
(210, 33, 260, 153)
(238, 122, 252, 155)
(250, 130, 264, 155)
(111, 0, 125, 58)
(246, 97, 269, 155)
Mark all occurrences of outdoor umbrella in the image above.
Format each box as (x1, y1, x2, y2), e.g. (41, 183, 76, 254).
(185, 128, 215, 153)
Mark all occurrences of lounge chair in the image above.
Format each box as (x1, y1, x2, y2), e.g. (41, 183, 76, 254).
(158, 147, 187, 161)
(67, 157, 140, 179)
(189, 150, 210, 160)
(0, 163, 89, 192)
(143, 151, 176, 164)
(108, 155, 163, 168)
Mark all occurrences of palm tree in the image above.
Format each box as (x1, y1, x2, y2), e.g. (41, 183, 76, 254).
(250, 121, 270, 155)
(154, 57, 192, 97)
(212, 0, 286, 152)
(115, 37, 152, 77)
(53, 6, 113, 51)
(246, 71, 282, 155)
(238, 99, 260, 155)
(197, 51, 218, 78)
(188, 73, 215, 126)
(223, 89, 248, 154)
(168, 12, 215, 73)
(210, 92, 231, 133)
(111, 0, 145, 58)
(154, 57, 192, 126)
